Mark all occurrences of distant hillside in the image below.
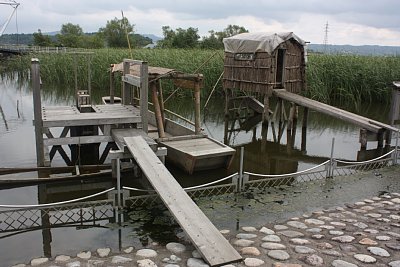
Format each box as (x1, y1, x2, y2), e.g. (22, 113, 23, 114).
(308, 44, 400, 56)
(140, 34, 162, 43)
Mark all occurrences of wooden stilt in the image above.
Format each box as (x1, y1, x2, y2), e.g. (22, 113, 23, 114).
(386, 82, 400, 145)
(109, 67, 115, 104)
(151, 82, 166, 138)
(122, 60, 131, 105)
(301, 107, 308, 152)
(32, 58, 45, 167)
(194, 81, 201, 134)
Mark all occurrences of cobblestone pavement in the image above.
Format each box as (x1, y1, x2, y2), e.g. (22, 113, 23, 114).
(11, 193, 400, 267)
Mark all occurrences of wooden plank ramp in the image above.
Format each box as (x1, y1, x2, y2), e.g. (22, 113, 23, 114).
(273, 89, 398, 133)
(124, 136, 242, 266)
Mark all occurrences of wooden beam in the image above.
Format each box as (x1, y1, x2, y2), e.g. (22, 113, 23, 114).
(194, 81, 201, 134)
(44, 136, 113, 146)
(123, 136, 242, 266)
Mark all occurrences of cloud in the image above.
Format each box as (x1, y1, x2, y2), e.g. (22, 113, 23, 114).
(1, 0, 399, 45)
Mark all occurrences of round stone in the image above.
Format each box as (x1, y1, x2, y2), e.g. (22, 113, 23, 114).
(366, 213, 382, 218)
(367, 246, 390, 257)
(267, 250, 290, 261)
(234, 239, 255, 247)
(354, 254, 376, 263)
(364, 229, 379, 234)
(376, 235, 391, 241)
(165, 265, 180, 267)
(392, 197, 400, 203)
(329, 230, 344, 235)
(359, 238, 378, 245)
(124, 247, 134, 253)
(55, 255, 71, 262)
(364, 199, 375, 203)
(244, 258, 265, 267)
(355, 201, 366, 206)
(220, 229, 230, 234)
(307, 228, 322, 233)
(322, 250, 342, 257)
(136, 249, 157, 258)
(316, 242, 333, 249)
(241, 247, 261, 256)
(242, 226, 257, 232)
(305, 219, 325, 225)
(287, 221, 308, 229)
(386, 243, 400, 251)
(187, 258, 209, 267)
(192, 250, 202, 259)
(303, 254, 323, 266)
(360, 205, 375, 211)
(320, 225, 335, 230)
(294, 246, 315, 254)
(261, 242, 286, 250)
(330, 222, 346, 227)
(332, 235, 355, 243)
(312, 234, 325, 239)
(290, 238, 310, 245)
(339, 244, 358, 252)
(389, 261, 400, 267)
(137, 259, 157, 267)
(77, 251, 91, 260)
(331, 259, 358, 267)
(279, 230, 304, 238)
(262, 235, 281, 242)
(389, 214, 400, 220)
(31, 258, 49, 266)
(166, 242, 186, 254)
(66, 261, 81, 267)
(97, 248, 111, 258)
(259, 227, 275, 234)
(318, 216, 333, 221)
(387, 232, 400, 238)
(353, 222, 368, 229)
(236, 233, 258, 239)
(112, 256, 133, 264)
(342, 218, 357, 223)
(274, 224, 289, 230)
(372, 197, 382, 201)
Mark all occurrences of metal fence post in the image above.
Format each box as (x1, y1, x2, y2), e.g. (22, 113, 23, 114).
(395, 131, 399, 165)
(239, 146, 244, 191)
(329, 138, 335, 177)
(116, 158, 121, 209)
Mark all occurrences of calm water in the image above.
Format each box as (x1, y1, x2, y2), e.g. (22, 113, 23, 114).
(1, 76, 399, 266)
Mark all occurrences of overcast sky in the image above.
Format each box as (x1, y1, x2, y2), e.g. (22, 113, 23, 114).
(1, 0, 400, 46)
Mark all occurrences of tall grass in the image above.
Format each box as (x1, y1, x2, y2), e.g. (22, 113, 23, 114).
(2, 49, 400, 106)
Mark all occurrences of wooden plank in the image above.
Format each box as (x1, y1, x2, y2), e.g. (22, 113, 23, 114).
(122, 74, 141, 87)
(42, 114, 141, 127)
(44, 135, 113, 146)
(273, 89, 382, 133)
(124, 136, 242, 266)
(111, 128, 157, 151)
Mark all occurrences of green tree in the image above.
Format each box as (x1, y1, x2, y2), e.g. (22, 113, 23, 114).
(82, 33, 104, 49)
(32, 29, 54, 46)
(98, 17, 134, 48)
(158, 26, 199, 48)
(57, 23, 84, 47)
(199, 25, 248, 49)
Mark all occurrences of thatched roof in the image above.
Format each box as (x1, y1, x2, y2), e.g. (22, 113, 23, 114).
(223, 32, 306, 54)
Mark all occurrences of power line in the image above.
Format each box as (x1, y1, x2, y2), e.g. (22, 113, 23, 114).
(323, 21, 329, 53)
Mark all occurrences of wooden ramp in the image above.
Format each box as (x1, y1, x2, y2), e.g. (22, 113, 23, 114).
(124, 136, 242, 266)
(273, 89, 398, 133)
(159, 135, 236, 174)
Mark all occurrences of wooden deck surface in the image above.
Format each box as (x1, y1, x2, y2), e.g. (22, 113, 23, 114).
(124, 136, 242, 266)
(42, 105, 141, 127)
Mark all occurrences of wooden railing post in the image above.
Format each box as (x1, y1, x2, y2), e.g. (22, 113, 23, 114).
(194, 80, 201, 134)
(140, 61, 149, 133)
(32, 58, 45, 167)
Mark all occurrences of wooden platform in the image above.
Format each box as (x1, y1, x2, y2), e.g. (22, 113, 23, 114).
(124, 136, 242, 266)
(42, 105, 141, 127)
(273, 89, 398, 133)
(160, 135, 235, 174)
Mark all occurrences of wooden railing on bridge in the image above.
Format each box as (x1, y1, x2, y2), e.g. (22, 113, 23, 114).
(0, 44, 90, 54)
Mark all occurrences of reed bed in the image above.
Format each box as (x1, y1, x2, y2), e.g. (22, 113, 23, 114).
(2, 49, 400, 105)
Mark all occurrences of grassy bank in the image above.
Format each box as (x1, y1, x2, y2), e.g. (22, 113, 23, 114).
(2, 49, 400, 105)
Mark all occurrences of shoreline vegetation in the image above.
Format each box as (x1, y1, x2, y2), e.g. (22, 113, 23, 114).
(1, 49, 400, 107)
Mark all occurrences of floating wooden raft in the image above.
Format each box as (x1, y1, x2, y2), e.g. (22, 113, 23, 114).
(124, 136, 242, 266)
(159, 135, 236, 174)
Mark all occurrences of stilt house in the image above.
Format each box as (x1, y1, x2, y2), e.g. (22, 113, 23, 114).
(223, 32, 307, 95)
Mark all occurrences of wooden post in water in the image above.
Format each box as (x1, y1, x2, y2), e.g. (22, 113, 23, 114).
(32, 58, 45, 167)
(301, 107, 309, 152)
(109, 65, 115, 104)
(194, 80, 201, 134)
(140, 61, 149, 134)
(151, 82, 165, 138)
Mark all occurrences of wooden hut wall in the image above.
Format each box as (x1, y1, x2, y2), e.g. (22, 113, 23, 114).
(223, 39, 305, 95)
(283, 39, 305, 94)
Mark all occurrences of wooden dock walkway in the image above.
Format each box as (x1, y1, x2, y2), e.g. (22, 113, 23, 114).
(124, 136, 242, 266)
(273, 89, 398, 133)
